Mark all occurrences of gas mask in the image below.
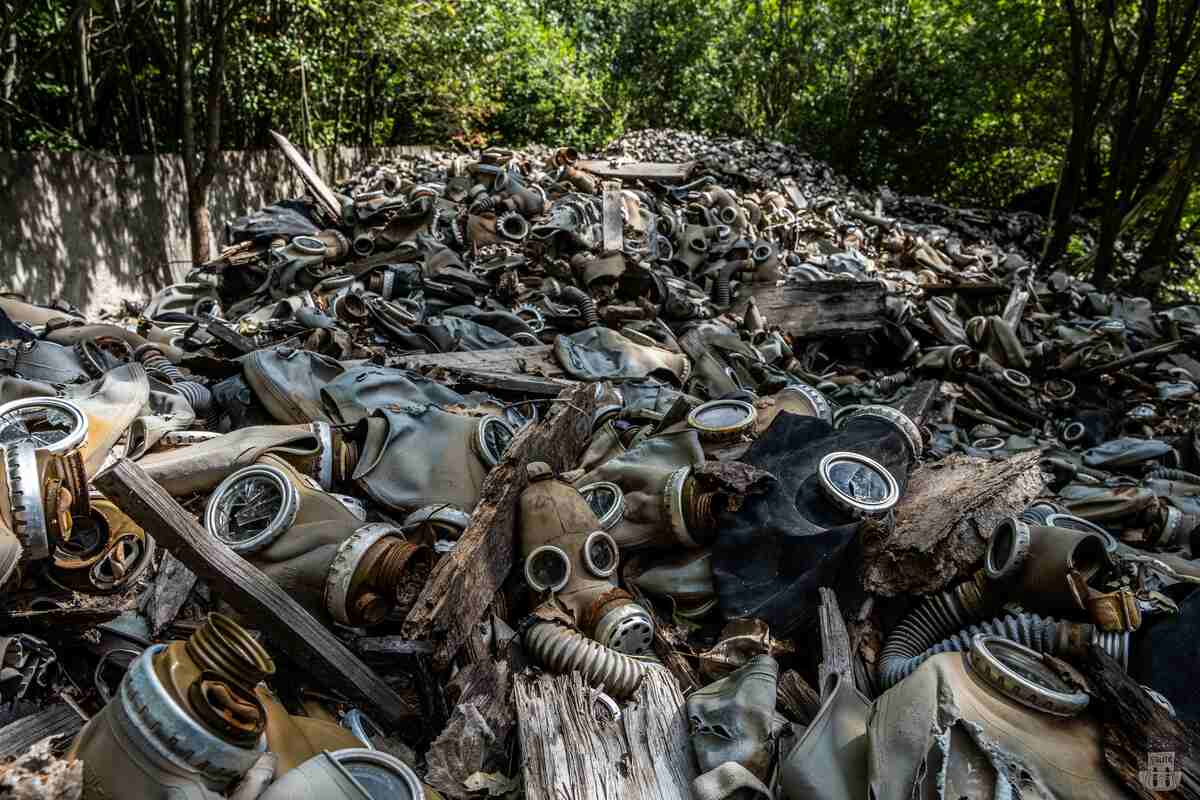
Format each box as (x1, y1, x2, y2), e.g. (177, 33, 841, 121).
(711, 407, 917, 635)
(0, 396, 90, 563)
(204, 455, 430, 627)
(554, 328, 692, 385)
(0, 339, 93, 384)
(70, 614, 273, 800)
(348, 404, 514, 515)
(44, 494, 156, 595)
(520, 462, 655, 656)
(257, 748, 425, 800)
(574, 429, 710, 551)
(984, 516, 1111, 615)
(753, 383, 833, 434)
(869, 640, 1128, 800)
(688, 655, 780, 800)
(138, 422, 353, 497)
(62, 363, 152, 476)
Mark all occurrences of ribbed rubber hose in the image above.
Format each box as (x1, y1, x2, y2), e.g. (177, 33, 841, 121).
(173, 381, 213, 417)
(1147, 467, 1200, 483)
(524, 622, 650, 698)
(879, 603, 1129, 689)
(139, 352, 182, 383)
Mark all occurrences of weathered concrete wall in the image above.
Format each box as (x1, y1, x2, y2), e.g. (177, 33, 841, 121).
(0, 145, 432, 317)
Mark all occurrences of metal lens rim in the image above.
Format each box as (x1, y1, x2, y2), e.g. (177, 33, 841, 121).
(1003, 368, 1032, 389)
(817, 451, 900, 516)
(582, 530, 619, 578)
(204, 464, 300, 553)
(967, 634, 1090, 717)
(577, 481, 625, 531)
(973, 436, 1007, 451)
(0, 397, 89, 455)
(985, 516, 1030, 579)
(474, 416, 516, 468)
(779, 382, 833, 423)
(524, 545, 571, 593)
(686, 399, 757, 436)
(1043, 512, 1120, 554)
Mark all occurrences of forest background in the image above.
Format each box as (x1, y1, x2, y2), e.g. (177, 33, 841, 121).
(1, 0, 1198, 295)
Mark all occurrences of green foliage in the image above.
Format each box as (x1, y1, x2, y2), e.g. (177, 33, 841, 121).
(0, 0, 1196, 285)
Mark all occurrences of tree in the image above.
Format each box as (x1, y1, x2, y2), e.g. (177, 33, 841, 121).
(176, 0, 240, 264)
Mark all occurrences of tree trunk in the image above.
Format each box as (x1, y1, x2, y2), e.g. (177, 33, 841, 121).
(71, 0, 94, 144)
(1, 4, 15, 148)
(1134, 125, 1200, 298)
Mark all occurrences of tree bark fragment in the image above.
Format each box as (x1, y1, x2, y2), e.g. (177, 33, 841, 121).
(861, 451, 1045, 596)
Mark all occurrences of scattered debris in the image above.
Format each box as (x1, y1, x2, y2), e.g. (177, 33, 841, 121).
(0, 127, 1198, 799)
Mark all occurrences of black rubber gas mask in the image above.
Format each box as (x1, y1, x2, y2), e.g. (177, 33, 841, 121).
(711, 406, 918, 634)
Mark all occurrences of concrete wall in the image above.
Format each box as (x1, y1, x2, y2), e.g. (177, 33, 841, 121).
(0, 145, 432, 317)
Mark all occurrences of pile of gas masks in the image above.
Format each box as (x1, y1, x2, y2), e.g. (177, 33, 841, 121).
(71, 613, 427, 800)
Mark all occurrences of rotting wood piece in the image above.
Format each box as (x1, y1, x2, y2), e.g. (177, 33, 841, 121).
(860, 451, 1045, 597)
(402, 382, 597, 670)
(0, 705, 86, 761)
(575, 159, 695, 183)
(425, 659, 516, 799)
(776, 670, 821, 726)
(515, 668, 695, 800)
(139, 550, 197, 637)
(1081, 644, 1200, 799)
(739, 280, 887, 339)
(93, 458, 416, 729)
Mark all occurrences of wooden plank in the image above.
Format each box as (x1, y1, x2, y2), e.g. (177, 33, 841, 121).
(270, 129, 341, 220)
(1081, 644, 1200, 799)
(742, 280, 887, 339)
(394, 345, 562, 374)
(93, 459, 416, 728)
(516, 668, 694, 800)
(425, 659, 516, 800)
(394, 345, 578, 398)
(920, 282, 1009, 296)
(897, 378, 941, 428)
(402, 382, 596, 670)
(602, 185, 624, 253)
(0, 705, 86, 761)
(779, 177, 807, 209)
(860, 450, 1045, 597)
(206, 318, 257, 354)
(575, 159, 695, 183)
(442, 371, 576, 398)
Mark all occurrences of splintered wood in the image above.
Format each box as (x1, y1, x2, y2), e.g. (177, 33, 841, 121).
(860, 450, 1045, 596)
(515, 669, 695, 800)
(402, 383, 597, 669)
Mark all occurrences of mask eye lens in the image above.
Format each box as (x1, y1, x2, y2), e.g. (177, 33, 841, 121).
(476, 417, 516, 468)
(583, 531, 618, 577)
(525, 545, 570, 592)
(818, 452, 900, 516)
(827, 459, 888, 503)
(205, 465, 300, 553)
(578, 482, 625, 530)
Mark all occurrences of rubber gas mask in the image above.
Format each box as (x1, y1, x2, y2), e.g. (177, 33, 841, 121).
(204, 455, 430, 627)
(0, 397, 90, 563)
(711, 406, 918, 635)
(70, 614, 274, 800)
(139, 422, 353, 497)
(520, 462, 655, 656)
(574, 428, 711, 551)
(348, 404, 514, 515)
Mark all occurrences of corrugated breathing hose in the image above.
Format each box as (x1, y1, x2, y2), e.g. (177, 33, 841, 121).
(524, 621, 650, 699)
